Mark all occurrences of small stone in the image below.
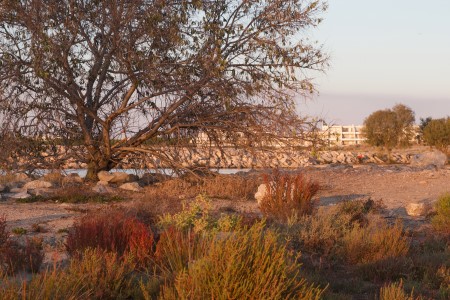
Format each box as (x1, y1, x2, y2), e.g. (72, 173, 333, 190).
(0, 184, 5, 192)
(255, 184, 268, 205)
(405, 202, 432, 217)
(10, 191, 31, 199)
(92, 183, 114, 193)
(119, 182, 142, 192)
(23, 180, 53, 189)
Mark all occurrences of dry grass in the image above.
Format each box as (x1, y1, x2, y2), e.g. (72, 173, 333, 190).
(259, 170, 320, 223)
(144, 174, 260, 201)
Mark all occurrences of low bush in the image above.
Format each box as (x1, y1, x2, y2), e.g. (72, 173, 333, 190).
(0, 249, 143, 299)
(158, 194, 240, 233)
(432, 193, 450, 234)
(295, 203, 409, 265)
(66, 210, 154, 265)
(158, 221, 325, 300)
(259, 170, 320, 223)
(0, 216, 44, 274)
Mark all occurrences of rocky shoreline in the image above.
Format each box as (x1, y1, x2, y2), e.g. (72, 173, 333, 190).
(13, 147, 447, 170)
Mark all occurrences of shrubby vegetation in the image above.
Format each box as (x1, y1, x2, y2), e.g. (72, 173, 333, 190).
(0, 174, 449, 299)
(422, 117, 450, 153)
(362, 104, 415, 150)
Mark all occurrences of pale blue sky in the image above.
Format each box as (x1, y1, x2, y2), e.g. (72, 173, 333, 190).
(299, 0, 450, 125)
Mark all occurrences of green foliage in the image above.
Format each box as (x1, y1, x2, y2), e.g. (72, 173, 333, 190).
(432, 193, 450, 234)
(423, 117, 450, 152)
(363, 104, 415, 150)
(158, 194, 240, 233)
(260, 170, 320, 224)
(159, 222, 325, 300)
(11, 227, 27, 235)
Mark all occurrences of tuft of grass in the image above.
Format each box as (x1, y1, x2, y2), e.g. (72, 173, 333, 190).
(379, 280, 420, 300)
(259, 170, 320, 223)
(432, 193, 450, 234)
(12, 227, 27, 235)
(158, 221, 325, 300)
(0, 249, 143, 299)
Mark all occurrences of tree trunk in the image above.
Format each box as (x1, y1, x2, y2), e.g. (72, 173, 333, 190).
(85, 156, 115, 181)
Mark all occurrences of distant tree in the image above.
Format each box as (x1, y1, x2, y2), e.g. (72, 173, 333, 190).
(362, 104, 415, 150)
(392, 104, 415, 146)
(0, 0, 328, 179)
(363, 109, 400, 150)
(422, 117, 450, 153)
(418, 116, 432, 143)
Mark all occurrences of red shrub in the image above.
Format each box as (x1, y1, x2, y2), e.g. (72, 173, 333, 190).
(0, 215, 44, 274)
(260, 170, 320, 223)
(66, 210, 154, 265)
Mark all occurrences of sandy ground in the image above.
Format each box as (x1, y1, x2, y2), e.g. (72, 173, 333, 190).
(1, 164, 449, 266)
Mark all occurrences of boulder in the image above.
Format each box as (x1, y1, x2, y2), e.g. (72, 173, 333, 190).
(139, 173, 171, 186)
(254, 183, 268, 205)
(10, 191, 31, 199)
(97, 171, 115, 182)
(62, 173, 83, 186)
(405, 202, 432, 217)
(109, 172, 139, 184)
(92, 182, 115, 193)
(119, 182, 142, 192)
(0, 184, 6, 192)
(410, 151, 447, 169)
(23, 180, 53, 190)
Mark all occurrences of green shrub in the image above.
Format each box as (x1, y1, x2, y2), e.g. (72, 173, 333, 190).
(158, 194, 240, 233)
(260, 170, 320, 223)
(423, 117, 450, 152)
(432, 194, 450, 234)
(158, 222, 325, 300)
(12, 227, 27, 235)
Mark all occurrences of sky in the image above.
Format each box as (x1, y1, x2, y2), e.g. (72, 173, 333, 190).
(298, 0, 450, 125)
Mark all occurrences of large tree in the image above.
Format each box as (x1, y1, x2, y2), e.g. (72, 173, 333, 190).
(0, 0, 327, 179)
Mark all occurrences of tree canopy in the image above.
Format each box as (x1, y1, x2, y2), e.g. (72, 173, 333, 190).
(362, 104, 415, 150)
(422, 117, 450, 153)
(0, 0, 328, 178)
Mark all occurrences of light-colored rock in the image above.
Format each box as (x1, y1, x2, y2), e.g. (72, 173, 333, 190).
(97, 171, 115, 182)
(10, 191, 31, 199)
(119, 182, 142, 192)
(15, 173, 30, 182)
(410, 151, 447, 168)
(92, 183, 115, 193)
(255, 183, 268, 205)
(0, 184, 5, 192)
(23, 180, 53, 190)
(110, 172, 139, 184)
(62, 173, 83, 186)
(96, 180, 109, 186)
(405, 202, 432, 217)
(9, 187, 25, 193)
